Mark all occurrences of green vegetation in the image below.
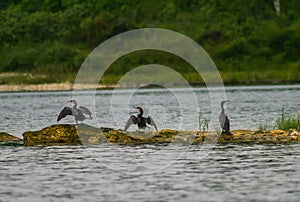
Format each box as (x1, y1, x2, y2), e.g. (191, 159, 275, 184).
(0, 0, 300, 85)
(258, 107, 300, 131)
(198, 111, 209, 132)
(276, 107, 300, 131)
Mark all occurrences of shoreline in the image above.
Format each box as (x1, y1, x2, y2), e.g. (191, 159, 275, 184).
(1, 82, 300, 92)
(0, 83, 115, 92)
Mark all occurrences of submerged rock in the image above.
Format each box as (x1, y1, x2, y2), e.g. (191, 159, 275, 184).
(22, 124, 300, 146)
(0, 132, 21, 142)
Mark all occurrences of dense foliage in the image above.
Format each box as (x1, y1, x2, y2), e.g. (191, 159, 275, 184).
(0, 0, 299, 84)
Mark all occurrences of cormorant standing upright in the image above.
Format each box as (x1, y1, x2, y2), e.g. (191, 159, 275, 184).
(219, 100, 232, 136)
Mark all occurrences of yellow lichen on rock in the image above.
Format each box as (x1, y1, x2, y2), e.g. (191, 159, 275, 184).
(105, 129, 138, 144)
(23, 124, 80, 146)
(270, 130, 285, 135)
(217, 129, 300, 144)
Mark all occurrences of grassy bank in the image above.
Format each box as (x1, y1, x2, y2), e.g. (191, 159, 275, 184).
(1, 69, 300, 86)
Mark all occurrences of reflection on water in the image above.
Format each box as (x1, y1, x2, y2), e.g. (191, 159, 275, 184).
(1, 85, 300, 201)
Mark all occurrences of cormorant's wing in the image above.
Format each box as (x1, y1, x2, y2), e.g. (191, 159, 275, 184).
(57, 107, 73, 122)
(219, 112, 226, 129)
(124, 115, 138, 131)
(146, 116, 158, 132)
(79, 106, 92, 119)
(219, 112, 232, 135)
(224, 115, 230, 132)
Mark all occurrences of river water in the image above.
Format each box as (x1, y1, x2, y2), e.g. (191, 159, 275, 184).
(1, 85, 300, 201)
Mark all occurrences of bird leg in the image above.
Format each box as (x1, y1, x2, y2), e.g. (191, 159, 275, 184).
(146, 126, 152, 133)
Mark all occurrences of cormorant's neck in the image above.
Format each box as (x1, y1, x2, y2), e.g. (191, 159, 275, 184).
(72, 103, 77, 109)
(137, 110, 143, 117)
(221, 104, 225, 113)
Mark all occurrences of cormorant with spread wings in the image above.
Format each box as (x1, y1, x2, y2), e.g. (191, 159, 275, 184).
(57, 100, 92, 124)
(124, 107, 158, 132)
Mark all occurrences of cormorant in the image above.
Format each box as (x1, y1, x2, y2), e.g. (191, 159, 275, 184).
(124, 107, 158, 132)
(57, 100, 92, 124)
(219, 100, 232, 135)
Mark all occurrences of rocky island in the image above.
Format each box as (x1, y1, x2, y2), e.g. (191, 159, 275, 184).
(19, 124, 300, 146)
(1, 124, 299, 146)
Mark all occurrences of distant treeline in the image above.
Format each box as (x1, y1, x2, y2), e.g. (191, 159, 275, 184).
(0, 0, 300, 84)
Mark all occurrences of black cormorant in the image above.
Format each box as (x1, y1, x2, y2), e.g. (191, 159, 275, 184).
(219, 100, 232, 135)
(124, 107, 158, 132)
(57, 100, 92, 124)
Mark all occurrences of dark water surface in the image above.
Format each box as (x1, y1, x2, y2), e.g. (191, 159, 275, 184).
(1, 85, 300, 201)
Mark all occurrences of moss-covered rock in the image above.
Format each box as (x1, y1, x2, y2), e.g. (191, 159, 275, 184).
(0, 132, 21, 143)
(21, 124, 300, 146)
(22, 125, 200, 146)
(23, 124, 80, 146)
